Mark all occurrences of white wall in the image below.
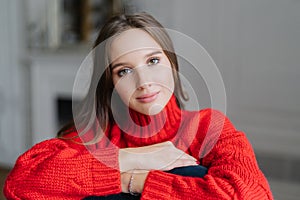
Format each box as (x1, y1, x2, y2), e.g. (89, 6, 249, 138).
(0, 0, 29, 167)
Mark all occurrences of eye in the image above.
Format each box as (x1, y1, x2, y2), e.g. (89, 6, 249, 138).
(147, 57, 160, 65)
(117, 68, 133, 77)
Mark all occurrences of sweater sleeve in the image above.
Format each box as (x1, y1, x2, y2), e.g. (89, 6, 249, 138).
(4, 138, 121, 200)
(140, 109, 274, 200)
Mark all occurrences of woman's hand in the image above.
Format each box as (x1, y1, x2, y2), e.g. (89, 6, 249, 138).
(119, 141, 197, 172)
(121, 170, 149, 194)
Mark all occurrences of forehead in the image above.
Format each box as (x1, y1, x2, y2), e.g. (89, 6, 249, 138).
(109, 29, 162, 62)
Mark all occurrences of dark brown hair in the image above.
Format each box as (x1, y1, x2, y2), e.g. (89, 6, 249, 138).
(58, 12, 188, 140)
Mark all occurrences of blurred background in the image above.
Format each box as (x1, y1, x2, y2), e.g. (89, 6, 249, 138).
(1, 0, 300, 199)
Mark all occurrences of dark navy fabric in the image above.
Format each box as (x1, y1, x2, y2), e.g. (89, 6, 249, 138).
(83, 165, 207, 200)
(167, 165, 207, 177)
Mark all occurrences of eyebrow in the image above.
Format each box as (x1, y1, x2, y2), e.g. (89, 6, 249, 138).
(145, 50, 163, 58)
(111, 50, 163, 70)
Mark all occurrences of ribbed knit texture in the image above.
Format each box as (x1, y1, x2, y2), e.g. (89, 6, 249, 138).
(4, 95, 273, 199)
(108, 95, 182, 148)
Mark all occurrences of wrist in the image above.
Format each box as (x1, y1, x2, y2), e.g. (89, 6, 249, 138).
(128, 170, 140, 196)
(128, 170, 149, 195)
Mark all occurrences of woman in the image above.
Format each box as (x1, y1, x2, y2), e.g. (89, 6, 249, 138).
(4, 12, 273, 200)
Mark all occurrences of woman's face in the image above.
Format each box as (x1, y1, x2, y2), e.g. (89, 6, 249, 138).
(110, 29, 174, 115)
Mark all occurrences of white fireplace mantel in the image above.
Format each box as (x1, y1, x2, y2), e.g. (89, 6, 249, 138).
(30, 50, 87, 145)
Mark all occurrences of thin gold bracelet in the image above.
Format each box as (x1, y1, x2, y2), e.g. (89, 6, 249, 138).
(128, 170, 140, 196)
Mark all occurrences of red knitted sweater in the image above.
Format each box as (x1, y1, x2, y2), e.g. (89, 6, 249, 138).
(4, 96, 273, 199)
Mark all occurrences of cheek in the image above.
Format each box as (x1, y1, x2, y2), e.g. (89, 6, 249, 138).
(113, 77, 136, 105)
(166, 71, 175, 91)
(152, 66, 175, 92)
(114, 85, 130, 105)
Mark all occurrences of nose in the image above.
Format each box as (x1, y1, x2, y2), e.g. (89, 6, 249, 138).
(135, 66, 152, 90)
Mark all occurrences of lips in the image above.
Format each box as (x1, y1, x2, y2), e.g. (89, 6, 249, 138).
(136, 91, 160, 103)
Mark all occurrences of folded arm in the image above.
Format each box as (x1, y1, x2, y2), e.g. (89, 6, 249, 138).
(139, 110, 273, 200)
(4, 139, 121, 200)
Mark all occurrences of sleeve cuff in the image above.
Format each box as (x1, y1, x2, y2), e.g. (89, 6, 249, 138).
(141, 170, 174, 199)
(90, 147, 121, 195)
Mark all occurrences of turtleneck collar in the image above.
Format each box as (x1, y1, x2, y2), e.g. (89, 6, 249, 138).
(110, 94, 182, 147)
